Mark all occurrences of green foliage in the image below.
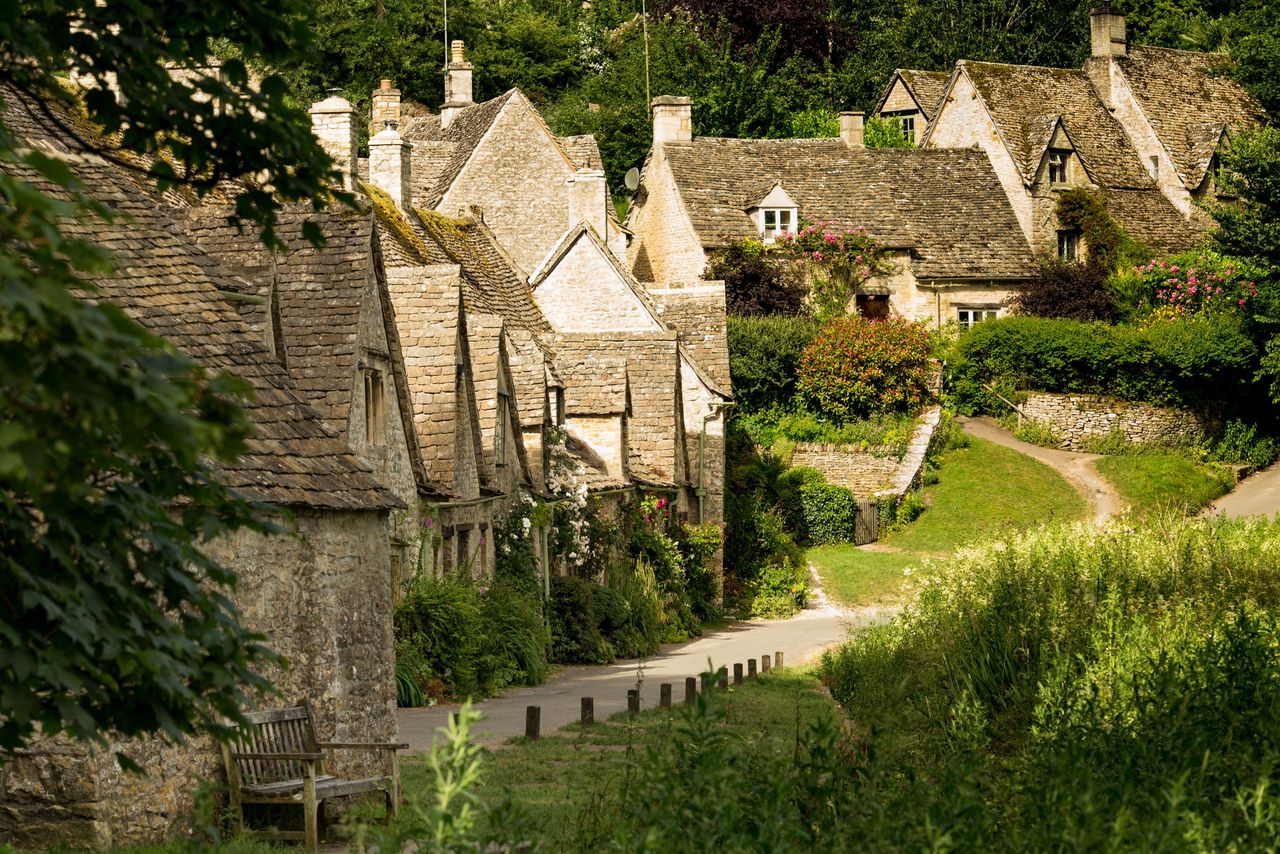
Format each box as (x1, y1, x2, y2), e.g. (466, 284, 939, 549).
(789, 107, 840, 138)
(877, 490, 925, 536)
(820, 517, 1280, 850)
(737, 409, 915, 457)
(1055, 187, 1148, 273)
(1096, 454, 1236, 517)
(797, 315, 934, 422)
(727, 315, 820, 413)
(1111, 250, 1264, 323)
(706, 239, 808, 317)
(394, 574, 484, 697)
(1209, 419, 1280, 469)
(1209, 127, 1280, 334)
(772, 222, 892, 322)
(1014, 257, 1118, 322)
(1014, 418, 1062, 449)
(776, 466, 827, 540)
(548, 575, 615, 664)
(949, 314, 1259, 412)
(863, 115, 913, 148)
(798, 482, 859, 546)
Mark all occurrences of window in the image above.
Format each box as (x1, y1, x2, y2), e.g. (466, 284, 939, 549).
(363, 368, 385, 444)
(761, 208, 794, 241)
(1047, 149, 1070, 185)
(1057, 230, 1080, 262)
(897, 114, 916, 144)
(956, 308, 998, 329)
(495, 389, 510, 466)
(1149, 155, 1160, 181)
(555, 388, 566, 427)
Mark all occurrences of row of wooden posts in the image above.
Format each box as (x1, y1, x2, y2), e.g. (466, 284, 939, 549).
(522, 651, 785, 740)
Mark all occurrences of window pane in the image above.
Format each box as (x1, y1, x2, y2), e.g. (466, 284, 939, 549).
(779, 210, 791, 230)
(764, 210, 776, 228)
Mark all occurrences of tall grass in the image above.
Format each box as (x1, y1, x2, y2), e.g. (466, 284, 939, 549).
(821, 516, 1280, 850)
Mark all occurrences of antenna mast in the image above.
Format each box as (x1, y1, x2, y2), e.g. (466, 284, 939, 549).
(443, 0, 449, 70)
(641, 0, 650, 108)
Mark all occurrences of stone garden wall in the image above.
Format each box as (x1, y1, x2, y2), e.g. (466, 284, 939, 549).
(792, 407, 943, 499)
(1021, 392, 1215, 451)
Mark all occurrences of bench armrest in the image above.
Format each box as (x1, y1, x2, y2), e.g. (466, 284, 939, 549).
(230, 751, 324, 762)
(319, 741, 409, 751)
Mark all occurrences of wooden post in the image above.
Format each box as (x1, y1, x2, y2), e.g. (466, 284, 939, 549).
(581, 696, 594, 726)
(717, 667, 728, 690)
(775, 650, 785, 668)
(733, 663, 743, 685)
(525, 705, 541, 739)
(685, 676, 697, 704)
(627, 688, 640, 716)
(660, 683, 672, 708)
(762, 654, 771, 672)
(748, 658, 757, 679)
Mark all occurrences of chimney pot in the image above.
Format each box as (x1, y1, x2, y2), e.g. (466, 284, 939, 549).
(450, 40, 466, 65)
(443, 42, 475, 130)
(380, 79, 392, 91)
(1090, 6, 1127, 57)
(651, 95, 692, 146)
(370, 79, 402, 136)
(840, 111, 865, 148)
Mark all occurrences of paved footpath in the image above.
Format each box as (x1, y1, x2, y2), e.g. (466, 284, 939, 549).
(1205, 462, 1280, 519)
(397, 595, 888, 751)
(958, 416, 1123, 523)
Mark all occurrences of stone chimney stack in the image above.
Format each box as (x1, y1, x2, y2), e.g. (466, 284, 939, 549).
(441, 40, 474, 130)
(840, 111, 865, 148)
(566, 168, 608, 238)
(651, 95, 692, 146)
(370, 79, 401, 136)
(310, 89, 357, 190)
(1090, 5, 1127, 57)
(369, 120, 412, 209)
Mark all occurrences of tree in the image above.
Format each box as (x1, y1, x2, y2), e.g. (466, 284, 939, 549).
(796, 315, 934, 421)
(706, 239, 808, 317)
(1, 0, 339, 754)
(1014, 258, 1118, 322)
(864, 116, 912, 148)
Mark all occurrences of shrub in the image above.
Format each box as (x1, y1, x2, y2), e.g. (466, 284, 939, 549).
(1210, 419, 1280, 468)
(796, 315, 934, 421)
(1013, 257, 1117, 322)
(865, 115, 913, 148)
(394, 575, 484, 697)
(798, 482, 858, 546)
(727, 315, 820, 413)
(1055, 187, 1148, 272)
(736, 408, 915, 457)
(772, 222, 893, 322)
(1114, 251, 1261, 321)
(1014, 419, 1061, 449)
(548, 576, 614, 664)
(776, 466, 826, 540)
(951, 314, 1258, 411)
(877, 490, 925, 536)
(706, 239, 808, 317)
(475, 582, 550, 692)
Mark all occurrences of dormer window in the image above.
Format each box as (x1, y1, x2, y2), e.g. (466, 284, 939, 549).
(762, 208, 794, 241)
(1047, 149, 1070, 185)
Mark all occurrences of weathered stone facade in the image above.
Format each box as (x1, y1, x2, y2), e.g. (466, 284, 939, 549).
(1021, 392, 1215, 450)
(0, 510, 397, 847)
(791, 445, 901, 497)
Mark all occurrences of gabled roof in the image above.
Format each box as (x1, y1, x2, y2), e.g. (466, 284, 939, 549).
(649, 285, 733, 393)
(952, 60, 1154, 188)
(506, 328, 555, 428)
(400, 91, 517, 210)
(659, 138, 1035, 280)
(530, 222, 668, 325)
(878, 69, 952, 120)
(1110, 45, 1265, 189)
(4, 136, 400, 510)
(466, 313, 532, 487)
(560, 134, 603, 170)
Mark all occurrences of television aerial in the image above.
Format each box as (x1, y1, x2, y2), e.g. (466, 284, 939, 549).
(624, 167, 640, 192)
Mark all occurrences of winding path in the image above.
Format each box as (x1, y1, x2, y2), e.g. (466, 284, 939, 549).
(1204, 462, 1280, 519)
(396, 596, 889, 750)
(957, 416, 1124, 524)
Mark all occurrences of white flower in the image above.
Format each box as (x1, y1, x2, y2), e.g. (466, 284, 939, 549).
(521, 517, 531, 532)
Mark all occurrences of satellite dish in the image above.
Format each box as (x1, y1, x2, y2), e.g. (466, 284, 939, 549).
(624, 167, 640, 192)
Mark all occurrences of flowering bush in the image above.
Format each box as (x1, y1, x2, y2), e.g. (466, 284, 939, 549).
(771, 222, 892, 321)
(1128, 252, 1259, 319)
(796, 314, 935, 422)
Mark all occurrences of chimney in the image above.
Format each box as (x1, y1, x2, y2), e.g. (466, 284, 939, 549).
(369, 120, 412, 209)
(370, 79, 401, 136)
(840, 111, 865, 148)
(651, 95, 692, 146)
(566, 168, 608, 239)
(1090, 6, 1127, 57)
(441, 40, 474, 130)
(309, 88, 357, 190)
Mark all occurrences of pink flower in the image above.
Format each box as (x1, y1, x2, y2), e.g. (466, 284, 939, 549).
(1240, 299, 1246, 306)
(656, 498, 668, 509)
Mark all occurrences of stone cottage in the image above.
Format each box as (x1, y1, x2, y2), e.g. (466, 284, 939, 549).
(0, 93, 402, 846)
(917, 7, 1260, 257)
(874, 68, 951, 143)
(624, 97, 1036, 328)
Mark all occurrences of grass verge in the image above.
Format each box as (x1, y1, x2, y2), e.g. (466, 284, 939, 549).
(808, 436, 1086, 607)
(1094, 453, 1235, 516)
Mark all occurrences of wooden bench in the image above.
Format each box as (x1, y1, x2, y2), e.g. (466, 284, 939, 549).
(221, 702, 407, 850)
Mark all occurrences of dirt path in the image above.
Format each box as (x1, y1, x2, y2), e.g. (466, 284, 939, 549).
(396, 596, 892, 750)
(958, 416, 1124, 524)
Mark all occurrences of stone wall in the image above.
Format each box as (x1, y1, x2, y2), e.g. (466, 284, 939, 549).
(791, 407, 943, 500)
(0, 508, 397, 847)
(535, 232, 661, 331)
(1021, 392, 1214, 451)
(627, 153, 711, 284)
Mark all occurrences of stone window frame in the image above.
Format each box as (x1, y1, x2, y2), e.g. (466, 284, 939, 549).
(495, 388, 511, 467)
(1047, 148, 1071, 185)
(956, 307, 999, 329)
(362, 362, 387, 446)
(1057, 229, 1081, 262)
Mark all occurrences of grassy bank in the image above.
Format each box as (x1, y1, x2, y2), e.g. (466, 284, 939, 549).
(820, 517, 1280, 850)
(1095, 453, 1235, 516)
(808, 436, 1086, 607)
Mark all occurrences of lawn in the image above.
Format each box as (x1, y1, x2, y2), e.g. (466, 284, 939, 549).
(389, 668, 839, 850)
(1094, 453, 1235, 517)
(809, 436, 1087, 607)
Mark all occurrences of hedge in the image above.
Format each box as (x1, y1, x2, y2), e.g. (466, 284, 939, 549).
(727, 315, 820, 413)
(798, 482, 859, 545)
(949, 315, 1258, 412)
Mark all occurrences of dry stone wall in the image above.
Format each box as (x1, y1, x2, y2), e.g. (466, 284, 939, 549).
(792, 407, 943, 500)
(1021, 392, 1214, 450)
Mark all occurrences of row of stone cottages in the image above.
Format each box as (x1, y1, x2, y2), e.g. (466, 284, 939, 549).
(0, 46, 731, 845)
(626, 6, 1263, 327)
